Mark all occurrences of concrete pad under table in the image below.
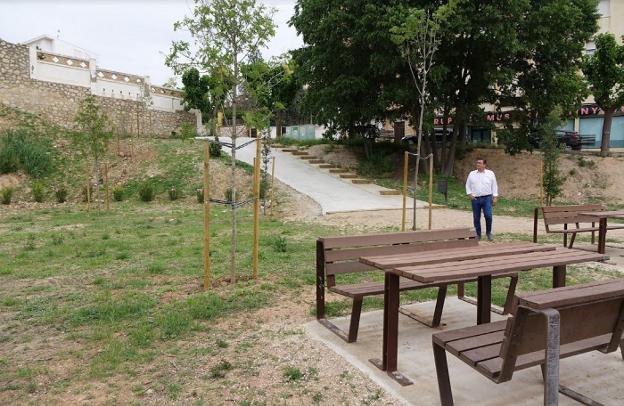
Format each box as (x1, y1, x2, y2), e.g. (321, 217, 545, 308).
(305, 297, 624, 406)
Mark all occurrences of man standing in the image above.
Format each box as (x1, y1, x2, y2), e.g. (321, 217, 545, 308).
(466, 158, 498, 241)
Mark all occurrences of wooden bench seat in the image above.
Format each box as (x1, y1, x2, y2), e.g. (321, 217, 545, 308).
(432, 279, 624, 405)
(316, 228, 519, 343)
(533, 204, 624, 248)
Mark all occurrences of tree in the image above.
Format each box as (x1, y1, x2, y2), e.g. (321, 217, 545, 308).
(497, 0, 598, 155)
(290, 1, 411, 139)
(167, 0, 276, 282)
(162, 77, 178, 89)
(391, 4, 452, 229)
(537, 109, 565, 205)
(241, 55, 299, 137)
(583, 33, 624, 157)
(74, 95, 112, 210)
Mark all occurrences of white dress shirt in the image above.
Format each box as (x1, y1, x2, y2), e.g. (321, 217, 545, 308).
(466, 169, 498, 197)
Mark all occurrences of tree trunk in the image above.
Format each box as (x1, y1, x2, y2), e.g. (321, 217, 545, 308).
(601, 107, 613, 157)
(93, 158, 101, 211)
(441, 105, 449, 172)
(230, 47, 238, 284)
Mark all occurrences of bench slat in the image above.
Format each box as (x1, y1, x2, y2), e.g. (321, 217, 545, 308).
(319, 227, 475, 249)
(475, 334, 612, 378)
(324, 239, 476, 263)
(396, 248, 605, 283)
(541, 204, 603, 214)
(433, 320, 507, 344)
(518, 279, 624, 309)
(360, 243, 553, 269)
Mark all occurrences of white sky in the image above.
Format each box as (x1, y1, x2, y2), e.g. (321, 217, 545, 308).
(0, 0, 302, 86)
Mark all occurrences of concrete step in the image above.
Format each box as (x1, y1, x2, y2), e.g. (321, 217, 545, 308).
(339, 173, 359, 179)
(291, 150, 309, 156)
(309, 159, 324, 164)
(329, 168, 350, 174)
(319, 164, 337, 169)
(351, 179, 372, 184)
(379, 190, 401, 196)
(300, 156, 318, 160)
(271, 144, 285, 148)
(282, 148, 298, 152)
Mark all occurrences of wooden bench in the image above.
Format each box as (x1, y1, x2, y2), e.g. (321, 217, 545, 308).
(533, 204, 624, 248)
(316, 228, 519, 343)
(432, 279, 624, 405)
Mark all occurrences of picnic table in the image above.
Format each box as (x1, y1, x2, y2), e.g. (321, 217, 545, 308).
(359, 243, 608, 386)
(579, 210, 624, 254)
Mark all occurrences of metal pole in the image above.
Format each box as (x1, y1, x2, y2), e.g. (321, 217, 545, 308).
(428, 155, 433, 230)
(252, 137, 261, 280)
(203, 141, 211, 290)
(402, 151, 409, 231)
(269, 156, 276, 216)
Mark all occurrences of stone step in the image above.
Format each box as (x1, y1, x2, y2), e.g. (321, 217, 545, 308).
(379, 190, 401, 196)
(308, 159, 324, 164)
(282, 148, 298, 153)
(339, 173, 359, 179)
(291, 150, 309, 156)
(300, 156, 318, 160)
(271, 144, 285, 148)
(351, 179, 372, 184)
(319, 164, 337, 169)
(329, 168, 350, 174)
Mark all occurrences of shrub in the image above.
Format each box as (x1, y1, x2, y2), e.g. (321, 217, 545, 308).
(55, 186, 68, 203)
(168, 186, 178, 201)
(1, 187, 13, 205)
(112, 185, 124, 202)
(196, 188, 204, 203)
(138, 182, 154, 202)
(224, 188, 237, 203)
(271, 235, 288, 253)
(82, 184, 93, 203)
(0, 128, 55, 178)
(209, 139, 222, 157)
(31, 182, 44, 203)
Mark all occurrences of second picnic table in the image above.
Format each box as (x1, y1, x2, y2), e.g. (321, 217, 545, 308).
(579, 210, 624, 254)
(359, 242, 607, 386)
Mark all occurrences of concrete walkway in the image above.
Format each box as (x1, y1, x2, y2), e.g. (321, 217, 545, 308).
(306, 298, 624, 405)
(218, 136, 427, 214)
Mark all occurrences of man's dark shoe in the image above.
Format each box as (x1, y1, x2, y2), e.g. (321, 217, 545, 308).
(487, 233, 493, 241)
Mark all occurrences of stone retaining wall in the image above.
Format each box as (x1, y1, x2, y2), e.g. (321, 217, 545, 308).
(0, 38, 195, 136)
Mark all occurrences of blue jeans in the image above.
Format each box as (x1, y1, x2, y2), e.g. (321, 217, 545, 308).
(471, 195, 493, 237)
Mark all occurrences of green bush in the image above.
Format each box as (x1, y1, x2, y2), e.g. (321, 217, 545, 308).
(31, 182, 45, 203)
(168, 186, 178, 201)
(55, 186, 68, 203)
(0, 128, 55, 178)
(82, 184, 93, 203)
(196, 188, 204, 203)
(224, 188, 237, 203)
(112, 185, 124, 202)
(138, 182, 154, 202)
(1, 187, 13, 205)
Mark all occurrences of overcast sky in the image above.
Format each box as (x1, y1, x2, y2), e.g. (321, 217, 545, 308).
(0, 0, 302, 86)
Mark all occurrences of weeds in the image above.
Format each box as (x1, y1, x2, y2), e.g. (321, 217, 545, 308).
(55, 186, 68, 203)
(31, 181, 45, 202)
(138, 182, 155, 202)
(1, 187, 13, 205)
(112, 185, 124, 202)
(283, 366, 303, 382)
(209, 360, 232, 379)
(0, 127, 55, 177)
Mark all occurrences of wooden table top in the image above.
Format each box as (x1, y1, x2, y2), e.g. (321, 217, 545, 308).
(359, 242, 554, 270)
(388, 247, 607, 283)
(579, 210, 624, 218)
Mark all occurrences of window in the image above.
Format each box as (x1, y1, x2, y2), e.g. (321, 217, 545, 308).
(598, 0, 610, 17)
(586, 41, 596, 56)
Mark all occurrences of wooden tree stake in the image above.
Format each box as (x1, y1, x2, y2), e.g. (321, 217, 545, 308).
(401, 151, 409, 231)
(203, 141, 211, 290)
(252, 137, 262, 280)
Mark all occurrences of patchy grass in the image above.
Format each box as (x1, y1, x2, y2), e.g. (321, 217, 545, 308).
(0, 200, 621, 403)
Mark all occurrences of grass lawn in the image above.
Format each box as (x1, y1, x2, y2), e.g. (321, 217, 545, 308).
(1, 188, 621, 404)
